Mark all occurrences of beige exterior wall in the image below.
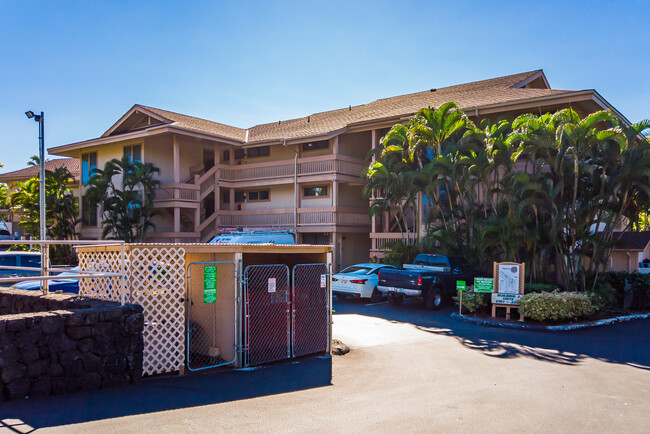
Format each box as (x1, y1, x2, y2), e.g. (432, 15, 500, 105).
(240, 185, 294, 210)
(339, 131, 371, 160)
(238, 143, 296, 164)
(341, 232, 371, 266)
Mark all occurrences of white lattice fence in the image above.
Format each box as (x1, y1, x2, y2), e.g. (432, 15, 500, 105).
(78, 250, 124, 301)
(129, 246, 186, 376)
(77, 245, 186, 376)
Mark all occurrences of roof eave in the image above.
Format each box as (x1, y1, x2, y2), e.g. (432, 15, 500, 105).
(49, 125, 244, 156)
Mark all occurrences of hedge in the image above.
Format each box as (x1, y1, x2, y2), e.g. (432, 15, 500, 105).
(519, 291, 600, 322)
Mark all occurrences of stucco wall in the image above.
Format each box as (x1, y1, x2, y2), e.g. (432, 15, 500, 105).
(339, 131, 371, 160)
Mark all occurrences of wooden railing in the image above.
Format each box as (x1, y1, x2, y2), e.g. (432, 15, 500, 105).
(216, 155, 366, 183)
(154, 183, 200, 202)
(213, 207, 369, 228)
(370, 232, 412, 251)
(219, 209, 295, 227)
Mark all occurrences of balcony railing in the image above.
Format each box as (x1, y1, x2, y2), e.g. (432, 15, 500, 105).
(154, 183, 200, 202)
(217, 155, 366, 183)
(215, 207, 370, 228)
(370, 232, 412, 252)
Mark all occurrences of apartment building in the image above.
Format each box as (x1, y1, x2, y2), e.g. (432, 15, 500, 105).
(43, 69, 625, 270)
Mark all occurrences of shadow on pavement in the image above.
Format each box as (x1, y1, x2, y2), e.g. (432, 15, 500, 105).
(0, 355, 331, 430)
(334, 296, 650, 370)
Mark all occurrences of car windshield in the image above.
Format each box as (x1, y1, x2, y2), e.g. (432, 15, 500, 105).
(340, 266, 372, 275)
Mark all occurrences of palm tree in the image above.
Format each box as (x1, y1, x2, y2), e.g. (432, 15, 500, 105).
(86, 156, 160, 242)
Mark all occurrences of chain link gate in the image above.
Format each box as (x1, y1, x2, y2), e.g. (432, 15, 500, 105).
(292, 263, 330, 358)
(186, 261, 238, 371)
(243, 264, 291, 367)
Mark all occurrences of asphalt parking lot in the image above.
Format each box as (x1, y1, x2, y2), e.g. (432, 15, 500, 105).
(3, 297, 649, 433)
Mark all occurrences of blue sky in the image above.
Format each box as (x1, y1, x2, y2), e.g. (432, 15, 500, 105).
(1, 0, 648, 172)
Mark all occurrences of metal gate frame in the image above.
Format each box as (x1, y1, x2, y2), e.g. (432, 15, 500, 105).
(186, 260, 240, 371)
(291, 263, 331, 358)
(243, 264, 291, 367)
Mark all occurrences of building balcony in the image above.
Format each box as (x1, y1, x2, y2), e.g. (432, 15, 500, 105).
(214, 207, 370, 229)
(153, 183, 200, 207)
(217, 154, 367, 184)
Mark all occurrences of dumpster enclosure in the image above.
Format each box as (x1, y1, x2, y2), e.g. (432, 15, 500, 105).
(75, 244, 333, 376)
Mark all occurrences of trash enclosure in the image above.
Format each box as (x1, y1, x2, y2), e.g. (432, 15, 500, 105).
(76, 243, 333, 376)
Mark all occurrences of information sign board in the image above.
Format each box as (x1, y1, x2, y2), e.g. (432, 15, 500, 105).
(456, 280, 466, 291)
(498, 264, 521, 294)
(320, 274, 327, 288)
(203, 265, 217, 303)
(491, 293, 522, 305)
(268, 278, 277, 293)
(474, 277, 494, 293)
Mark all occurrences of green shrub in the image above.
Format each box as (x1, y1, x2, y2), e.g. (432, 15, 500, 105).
(519, 291, 601, 322)
(524, 283, 558, 294)
(592, 272, 650, 310)
(453, 290, 490, 313)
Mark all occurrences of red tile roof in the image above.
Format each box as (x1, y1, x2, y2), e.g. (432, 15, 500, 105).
(0, 158, 80, 183)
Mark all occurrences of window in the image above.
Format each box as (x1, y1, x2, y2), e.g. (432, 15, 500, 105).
(21, 256, 41, 268)
(246, 146, 270, 158)
(303, 185, 329, 198)
(0, 256, 16, 267)
(123, 145, 142, 163)
(302, 140, 329, 152)
(247, 190, 270, 202)
(234, 149, 246, 160)
(81, 152, 97, 184)
(234, 191, 246, 203)
(82, 196, 97, 227)
(223, 150, 230, 162)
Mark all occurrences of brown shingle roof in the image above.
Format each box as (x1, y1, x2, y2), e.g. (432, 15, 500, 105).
(246, 70, 573, 142)
(611, 232, 650, 251)
(59, 70, 584, 150)
(0, 158, 80, 183)
(138, 106, 247, 142)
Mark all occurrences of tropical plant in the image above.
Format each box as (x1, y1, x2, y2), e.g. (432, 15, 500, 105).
(86, 156, 160, 242)
(365, 102, 650, 292)
(8, 159, 79, 263)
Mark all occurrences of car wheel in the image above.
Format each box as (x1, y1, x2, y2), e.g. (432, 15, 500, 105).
(370, 287, 383, 303)
(388, 294, 403, 306)
(424, 287, 443, 310)
(336, 294, 349, 301)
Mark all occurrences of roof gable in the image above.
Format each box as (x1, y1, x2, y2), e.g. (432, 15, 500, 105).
(102, 105, 172, 137)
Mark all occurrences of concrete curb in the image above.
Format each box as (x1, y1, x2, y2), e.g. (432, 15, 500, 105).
(451, 311, 650, 332)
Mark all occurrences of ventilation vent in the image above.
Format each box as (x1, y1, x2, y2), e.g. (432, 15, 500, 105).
(131, 115, 163, 131)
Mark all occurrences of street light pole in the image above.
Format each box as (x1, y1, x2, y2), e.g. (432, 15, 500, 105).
(26, 110, 48, 294)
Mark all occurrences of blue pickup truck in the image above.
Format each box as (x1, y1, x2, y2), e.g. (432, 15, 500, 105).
(377, 254, 478, 310)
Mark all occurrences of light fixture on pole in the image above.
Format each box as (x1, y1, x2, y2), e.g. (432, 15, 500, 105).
(25, 110, 48, 294)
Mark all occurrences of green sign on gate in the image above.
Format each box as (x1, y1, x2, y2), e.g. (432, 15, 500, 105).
(203, 265, 217, 303)
(474, 277, 494, 293)
(456, 280, 466, 291)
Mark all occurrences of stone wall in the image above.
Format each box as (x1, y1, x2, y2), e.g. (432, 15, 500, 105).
(0, 289, 144, 401)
